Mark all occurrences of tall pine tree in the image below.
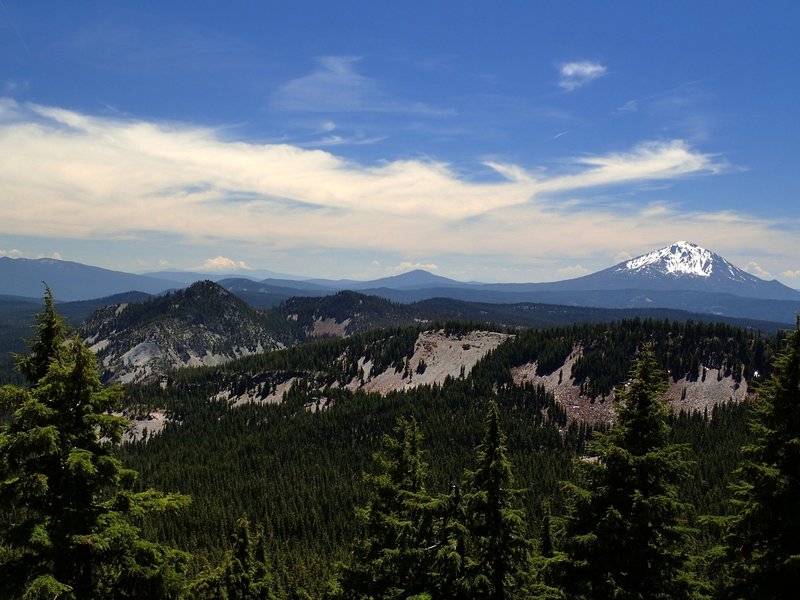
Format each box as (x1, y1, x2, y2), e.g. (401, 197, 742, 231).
(192, 515, 280, 600)
(336, 417, 434, 599)
(558, 346, 693, 600)
(722, 319, 800, 599)
(429, 481, 471, 600)
(461, 400, 529, 600)
(0, 289, 191, 599)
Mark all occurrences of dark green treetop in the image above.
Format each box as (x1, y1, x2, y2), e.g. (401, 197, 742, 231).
(14, 285, 66, 386)
(192, 514, 280, 600)
(336, 416, 435, 600)
(723, 319, 800, 599)
(461, 400, 530, 600)
(558, 345, 694, 600)
(0, 289, 191, 599)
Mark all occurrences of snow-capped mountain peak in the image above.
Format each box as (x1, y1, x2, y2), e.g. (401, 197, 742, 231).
(543, 240, 799, 306)
(622, 241, 716, 278)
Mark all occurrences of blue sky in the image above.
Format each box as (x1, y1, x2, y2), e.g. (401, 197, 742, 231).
(1, 1, 798, 284)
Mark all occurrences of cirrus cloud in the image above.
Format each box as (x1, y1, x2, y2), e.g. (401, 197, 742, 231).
(272, 56, 453, 116)
(0, 99, 797, 282)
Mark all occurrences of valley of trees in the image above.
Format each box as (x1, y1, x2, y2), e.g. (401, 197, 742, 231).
(1, 293, 799, 598)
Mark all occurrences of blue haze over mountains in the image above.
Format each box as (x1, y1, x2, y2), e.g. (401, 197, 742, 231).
(1, 242, 798, 324)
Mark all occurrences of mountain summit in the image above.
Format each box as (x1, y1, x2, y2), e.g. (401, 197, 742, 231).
(584, 240, 798, 300)
(80, 281, 284, 383)
(618, 241, 752, 281)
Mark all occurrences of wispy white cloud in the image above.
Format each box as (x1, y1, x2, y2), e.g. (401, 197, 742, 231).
(483, 161, 535, 183)
(558, 61, 607, 91)
(0, 97, 21, 119)
(614, 250, 633, 263)
(0, 248, 23, 258)
(193, 256, 250, 272)
(272, 56, 453, 115)
(616, 99, 638, 113)
(744, 261, 773, 279)
(301, 133, 387, 147)
(3, 79, 29, 94)
(272, 56, 376, 112)
(780, 269, 800, 279)
(391, 261, 439, 273)
(557, 264, 590, 278)
(1, 100, 797, 282)
(538, 140, 722, 194)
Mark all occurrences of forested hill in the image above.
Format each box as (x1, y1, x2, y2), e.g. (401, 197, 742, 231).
(136, 317, 779, 425)
(5, 291, 797, 598)
(274, 290, 421, 336)
(116, 317, 791, 597)
(79, 281, 290, 383)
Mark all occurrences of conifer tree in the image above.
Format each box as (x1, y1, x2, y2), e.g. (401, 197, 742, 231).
(540, 511, 553, 559)
(528, 507, 566, 600)
(192, 515, 279, 600)
(462, 400, 529, 600)
(558, 346, 693, 600)
(429, 481, 471, 600)
(722, 320, 800, 599)
(0, 291, 191, 599)
(14, 285, 65, 385)
(338, 417, 434, 599)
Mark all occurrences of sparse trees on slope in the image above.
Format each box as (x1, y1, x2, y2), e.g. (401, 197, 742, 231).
(722, 319, 800, 599)
(558, 346, 693, 600)
(0, 290, 190, 599)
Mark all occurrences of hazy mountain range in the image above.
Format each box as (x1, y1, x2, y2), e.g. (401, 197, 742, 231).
(2, 242, 799, 324)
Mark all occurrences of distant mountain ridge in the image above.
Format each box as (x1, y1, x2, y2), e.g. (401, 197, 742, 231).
(465, 241, 797, 299)
(2, 242, 798, 323)
(0, 257, 183, 300)
(594, 241, 797, 299)
(73, 281, 792, 384)
(305, 269, 464, 291)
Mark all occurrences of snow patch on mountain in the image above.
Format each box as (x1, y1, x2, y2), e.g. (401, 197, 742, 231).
(618, 241, 758, 284)
(623, 241, 714, 277)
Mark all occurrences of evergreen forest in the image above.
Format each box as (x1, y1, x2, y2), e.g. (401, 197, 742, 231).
(1, 293, 799, 599)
